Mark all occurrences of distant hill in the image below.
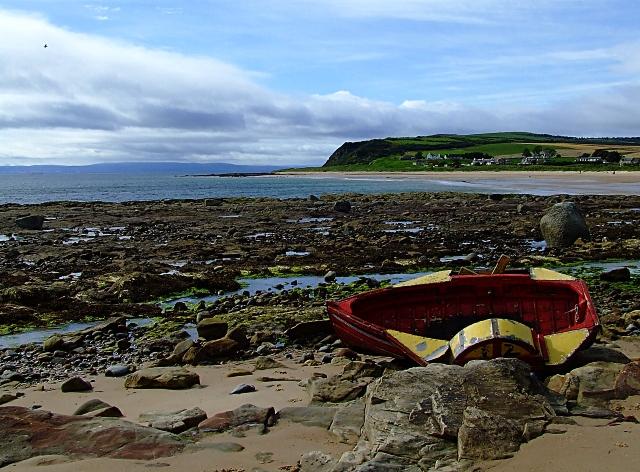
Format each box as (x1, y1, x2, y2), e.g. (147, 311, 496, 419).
(323, 132, 640, 167)
(0, 162, 283, 174)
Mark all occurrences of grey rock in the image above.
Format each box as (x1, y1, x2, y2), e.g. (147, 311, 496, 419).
(350, 358, 554, 471)
(539, 202, 590, 248)
(278, 406, 337, 428)
(105, 365, 130, 377)
(139, 407, 207, 433)
(231, 383, 256, 394)
(330, 399, 365, 444)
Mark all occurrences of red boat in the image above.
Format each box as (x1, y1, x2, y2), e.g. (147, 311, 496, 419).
(327, 263, 599, 367)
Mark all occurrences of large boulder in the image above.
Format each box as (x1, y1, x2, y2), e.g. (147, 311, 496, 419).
(539, 202, 590, 248)
(15, 215, 44, 230)
(328, 358, 555, 471)
(0, 406, 185, 466)
(124, 367, 199, 389)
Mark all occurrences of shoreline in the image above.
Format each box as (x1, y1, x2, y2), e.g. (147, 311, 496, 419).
(278, 170, 639, 183)
(275, 170, 640, 195)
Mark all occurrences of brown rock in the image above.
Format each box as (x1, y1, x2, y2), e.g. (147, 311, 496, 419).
(124, 367, 200, 389)
(198, 404, 276, 432)
(0, 406, 185, 466)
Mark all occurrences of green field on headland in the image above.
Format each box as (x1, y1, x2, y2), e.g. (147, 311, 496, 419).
(287, 132, 640, 172)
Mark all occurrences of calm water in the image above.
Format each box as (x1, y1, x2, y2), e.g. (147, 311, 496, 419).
(1, 172, 635, 204)
(0, 173, 492, 204)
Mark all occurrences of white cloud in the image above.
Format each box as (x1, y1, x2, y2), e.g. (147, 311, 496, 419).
(0, 8, 638, 167)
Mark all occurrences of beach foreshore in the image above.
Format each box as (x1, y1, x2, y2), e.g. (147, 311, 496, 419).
(277, 170, 640, 195)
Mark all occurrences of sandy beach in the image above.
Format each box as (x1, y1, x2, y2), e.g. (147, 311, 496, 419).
(4, 346, 640, 472)
(279, 170, 640, 195)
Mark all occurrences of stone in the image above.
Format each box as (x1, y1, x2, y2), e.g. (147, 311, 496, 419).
(286, 319, 332, 341)
(124, 367, 199, 389)
(539, 202, 590, 248)
(43, 335, 64, 352)
(73, 399, 112, 415)
(198, 404, 276, 432)
(227, 369, 254, 377)
(255, 356, 285, 370)
(323, 271, 337, 283)
(105, 365, 131, 377)
(278, 406, 337, 428)
(308, 374, 370, 404)
(15, 215, 45, 230)
(60, 377, 93, 393)
(231, 383, 256, 394)
(196, 318, 228, 341)
(139, 407, 207, 433)
(171, 339, 195, 360)
(600, 267, 631, 282)
(457, 407, 524, 460)
(73, 399, 123, 418)
(299, 451, 338, 472)
(347, 359, 554, 471)
(0, 392, 21, 405)
(201, 337, 241, 358)
(0, 406, 185, 466)
(333, 201, 351, 213)
(332, 347, 359, 360)
(329, 399, 365, 445)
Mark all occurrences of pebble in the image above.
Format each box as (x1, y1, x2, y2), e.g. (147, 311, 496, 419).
(105, 365, 130, 377)
(230, 383, 257, 394)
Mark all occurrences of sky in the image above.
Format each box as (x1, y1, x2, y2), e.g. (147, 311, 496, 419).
(0, 1, 639, 166)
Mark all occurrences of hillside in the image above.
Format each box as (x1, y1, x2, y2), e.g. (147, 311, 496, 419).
(322, 132, 640, 168)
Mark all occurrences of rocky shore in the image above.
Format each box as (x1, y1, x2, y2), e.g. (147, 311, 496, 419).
(1, 192, 640, 471)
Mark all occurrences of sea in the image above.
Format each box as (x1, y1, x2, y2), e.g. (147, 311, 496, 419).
(0, 172, 636, 204)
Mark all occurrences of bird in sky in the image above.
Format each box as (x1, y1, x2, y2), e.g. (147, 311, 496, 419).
(43, 43, 48, 48)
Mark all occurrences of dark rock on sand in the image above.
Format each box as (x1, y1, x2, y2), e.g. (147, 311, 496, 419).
(60, 377, 93, 393)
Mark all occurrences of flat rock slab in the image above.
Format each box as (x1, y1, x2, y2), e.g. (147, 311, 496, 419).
(0, 406, 186, 467)
(124, 367, 200, 389)
(278, 406, 337, 429)
(198, 404, 276, 432)
(139, 407, 208, 433)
